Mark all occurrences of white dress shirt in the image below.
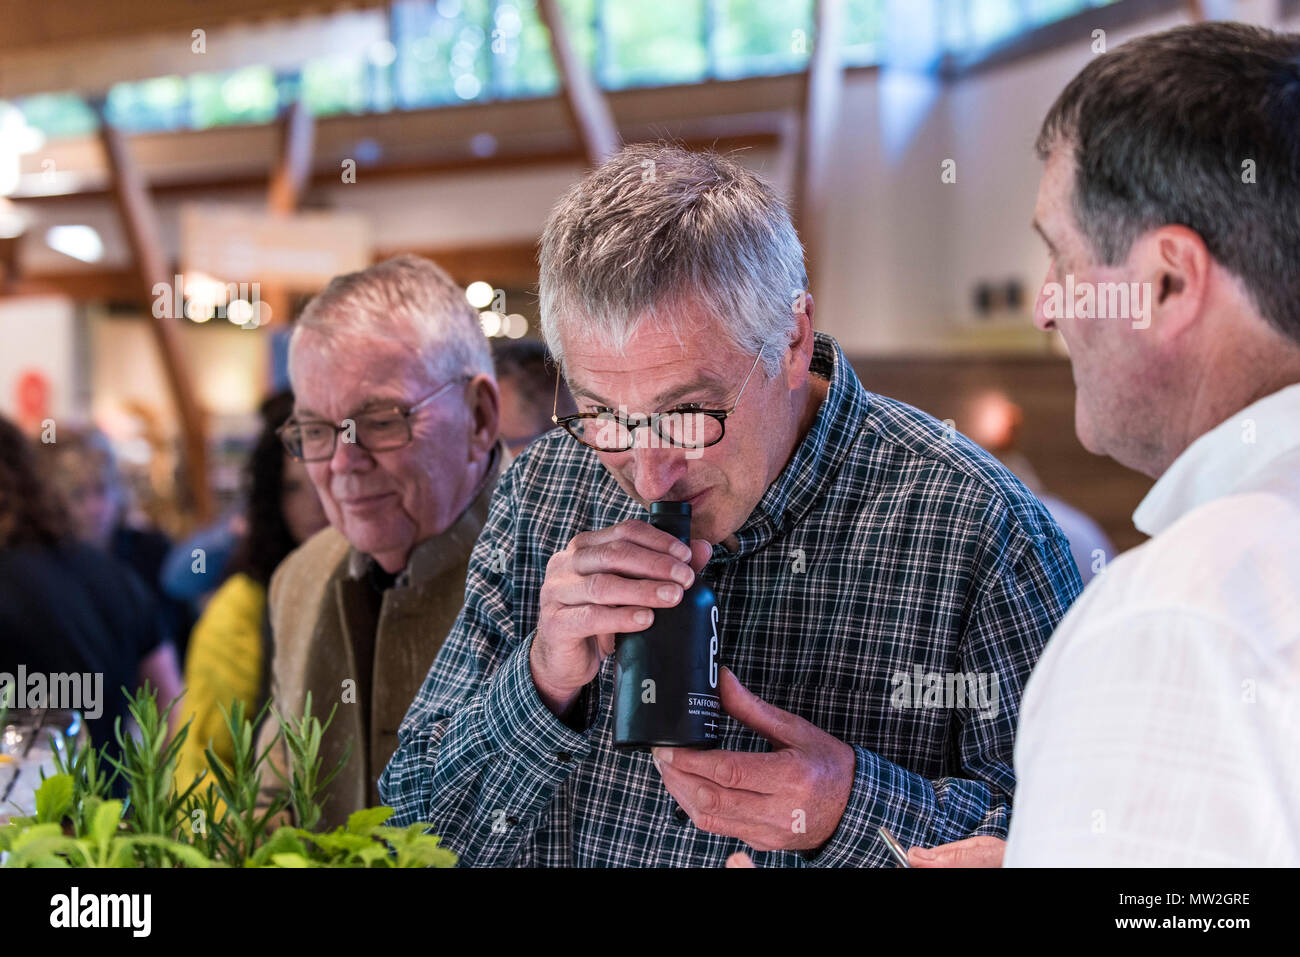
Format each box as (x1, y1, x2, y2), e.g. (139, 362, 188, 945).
(1005, 384, 1300, 866)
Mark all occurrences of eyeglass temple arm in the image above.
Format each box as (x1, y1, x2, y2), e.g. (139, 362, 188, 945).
(726, 346, 765, 416)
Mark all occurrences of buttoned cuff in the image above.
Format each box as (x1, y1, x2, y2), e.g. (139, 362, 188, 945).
(800, 746, 894, 867)
(483, 629, 600, 768)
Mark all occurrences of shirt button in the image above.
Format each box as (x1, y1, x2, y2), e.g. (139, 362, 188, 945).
(506, 815, 520, 827)
(556, 751, 572, 762)
(673, 806, 689, 823)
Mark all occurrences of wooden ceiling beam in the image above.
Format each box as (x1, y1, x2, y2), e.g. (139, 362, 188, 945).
(796, 0, 847, 307)
(0, 0, 390, 55)
(263, 99, 317, 326)
(538, 0, 621, 167)
(268, 100, 316, 216)
(13, 130, 782, 207)
(97, 112, 213, 522)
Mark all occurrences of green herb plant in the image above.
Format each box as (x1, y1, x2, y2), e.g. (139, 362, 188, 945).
(0, 685, 455, 869)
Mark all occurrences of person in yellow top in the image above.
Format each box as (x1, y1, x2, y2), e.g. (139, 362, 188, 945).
(175, 392, 327, 797)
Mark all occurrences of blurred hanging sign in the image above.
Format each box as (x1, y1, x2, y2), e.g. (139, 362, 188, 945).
(14, 368, 50, 429)
(180, 204, 371, 294)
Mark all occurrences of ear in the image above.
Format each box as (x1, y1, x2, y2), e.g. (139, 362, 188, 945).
(783, 289, 817, 391)
(466, 374, 501, 460)
(1138, 225, 1210, 343)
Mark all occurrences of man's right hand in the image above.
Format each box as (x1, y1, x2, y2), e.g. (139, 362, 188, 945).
(530, 519, 712, 718)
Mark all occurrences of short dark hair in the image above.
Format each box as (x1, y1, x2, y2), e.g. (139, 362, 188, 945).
(1037, 22, 1300, 345)
(0, 416, 71, 549)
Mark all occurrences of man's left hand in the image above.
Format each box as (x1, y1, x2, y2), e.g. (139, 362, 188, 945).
(652, 666, 855, 852)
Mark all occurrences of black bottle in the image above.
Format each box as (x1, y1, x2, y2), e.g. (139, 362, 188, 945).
(613, 501, 722, 750)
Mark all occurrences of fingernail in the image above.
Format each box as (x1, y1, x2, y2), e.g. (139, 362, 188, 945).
(672, 543, 691, 561)
(658, 584, 681, 602)
(652, 754, 662, 773)
(673, 565, 694, 587)
(656, 747, 673, 764)
(634, 609, 653, 625)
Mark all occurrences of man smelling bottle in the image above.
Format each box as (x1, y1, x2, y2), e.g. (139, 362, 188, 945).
(614, 501, 721, 750)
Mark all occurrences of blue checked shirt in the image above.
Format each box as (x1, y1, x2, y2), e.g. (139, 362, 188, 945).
(379, 331, 1082, 866)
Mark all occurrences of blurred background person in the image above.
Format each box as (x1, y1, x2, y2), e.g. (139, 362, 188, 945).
(492, 338, 575, 458)
(174, 391, 327, 794)
(159, 504, 247, 614)
(40, 428, 198, 662)
(0, 415, 181, 794)
(964, 390, 1114, 585)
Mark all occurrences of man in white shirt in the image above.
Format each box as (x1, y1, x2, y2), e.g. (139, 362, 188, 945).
(908, 21, 1300, 868)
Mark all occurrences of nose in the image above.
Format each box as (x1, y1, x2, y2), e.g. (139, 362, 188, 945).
(628, 444, 689, 504)
(328, 429, 375, 475)
(1032, 267, 1056, 332)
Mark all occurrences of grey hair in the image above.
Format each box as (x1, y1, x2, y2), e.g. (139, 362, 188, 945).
(538, 142, 807, 378)
(288, 254, 494, 388)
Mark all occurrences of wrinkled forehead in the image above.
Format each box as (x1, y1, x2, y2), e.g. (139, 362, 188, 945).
(561, 351, 747, 413)
(290, 331, 433, 419)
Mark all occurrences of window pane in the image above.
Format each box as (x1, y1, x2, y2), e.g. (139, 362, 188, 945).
(303, 54, 370, 116)
(15, 93, 97, 139)
(1026, 0, 1084, 22)
(842, 0, 884, 64)
(189, 67, 278, 128)
(106, 76, 187, 132)
(492, 0, 561, 97)
(602, 0, 706, 89)
(394, 0, 493, 106)
(713, 0, 812, 79)
(968, 0, 1022, 47)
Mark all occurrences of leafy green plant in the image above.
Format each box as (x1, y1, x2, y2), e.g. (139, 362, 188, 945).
(0, 687, 455, 869)
(180, 774, 226, 861)
(0, 783, 215, 868)
(248, 807, 456, 869)
(271, 690, 352, 833)
(47, 729, 117, 836)
(104, 682, 200, 864)
(200, 697, 287, 862)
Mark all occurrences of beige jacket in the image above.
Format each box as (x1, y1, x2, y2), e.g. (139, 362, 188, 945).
(255, 447, 505, 830)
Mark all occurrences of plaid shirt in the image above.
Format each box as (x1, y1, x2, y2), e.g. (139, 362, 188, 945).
(380, 332, 1082, 866)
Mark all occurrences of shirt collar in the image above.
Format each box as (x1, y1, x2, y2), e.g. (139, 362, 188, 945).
(710, 331, 870, 562)
(1133, 383, 1300, 537)
(346, 441, 508, 587)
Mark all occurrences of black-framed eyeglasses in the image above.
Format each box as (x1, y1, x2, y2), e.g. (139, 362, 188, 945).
(552, 348, 764, 453)
(278, 378, 466, 462)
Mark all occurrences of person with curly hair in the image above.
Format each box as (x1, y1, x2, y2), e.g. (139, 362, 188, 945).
(173, 392, 327, 796)
(0, 415, 181, 790)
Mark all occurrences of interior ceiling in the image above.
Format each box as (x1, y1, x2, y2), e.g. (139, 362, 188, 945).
(0, 0, 389, 54)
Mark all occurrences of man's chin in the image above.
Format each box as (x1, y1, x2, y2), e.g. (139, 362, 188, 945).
(1074, 402, 1105, 457)
(341, 521, 406, 559)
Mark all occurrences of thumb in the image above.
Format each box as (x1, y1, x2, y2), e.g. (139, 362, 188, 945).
(688, 538, 712, 575)
(719, 666, 801, 747)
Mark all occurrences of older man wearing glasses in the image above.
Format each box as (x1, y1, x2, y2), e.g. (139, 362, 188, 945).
(253, 255, 504, 829)
(380, 144, 1082, 867)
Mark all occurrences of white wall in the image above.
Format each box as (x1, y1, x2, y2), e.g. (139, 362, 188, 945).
(0, 296, 83, 427)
